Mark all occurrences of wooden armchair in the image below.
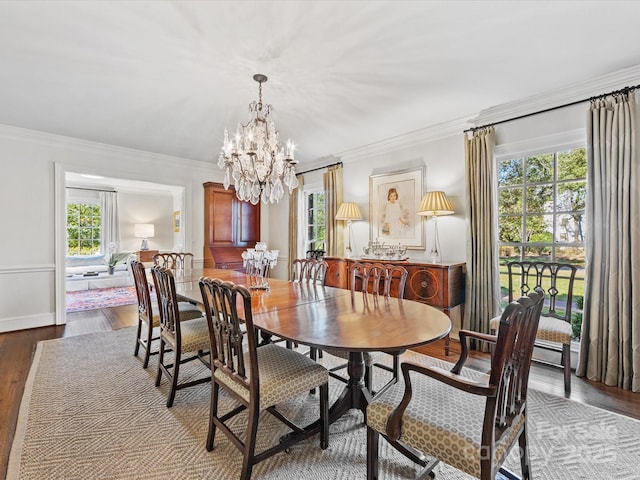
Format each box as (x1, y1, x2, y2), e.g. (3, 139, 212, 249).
(366, 289, 544, 480)
(490, 261, 577, 393)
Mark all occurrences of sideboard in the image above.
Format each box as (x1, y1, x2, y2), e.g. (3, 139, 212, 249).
(324, 257, 466, 355)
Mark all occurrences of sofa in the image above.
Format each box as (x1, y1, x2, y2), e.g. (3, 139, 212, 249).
(66, 253, 136, 291)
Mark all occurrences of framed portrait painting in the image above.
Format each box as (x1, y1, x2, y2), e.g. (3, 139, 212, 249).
(369, 166, 425, 249)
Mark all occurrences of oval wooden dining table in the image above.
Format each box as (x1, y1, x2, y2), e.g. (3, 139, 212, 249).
(174, 268, 451, 425)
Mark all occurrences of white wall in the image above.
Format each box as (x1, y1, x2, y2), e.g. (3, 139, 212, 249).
(119, 191, 174, 253)
(0, 125, 225, 332)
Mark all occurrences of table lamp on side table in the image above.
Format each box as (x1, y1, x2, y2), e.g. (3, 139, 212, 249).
(336, 202, 362, 258)
(417, 191, 454, 263)
(134, 223, 155, 251)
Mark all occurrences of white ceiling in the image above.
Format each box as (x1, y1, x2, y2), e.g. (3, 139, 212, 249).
(1, 1, 640, 168)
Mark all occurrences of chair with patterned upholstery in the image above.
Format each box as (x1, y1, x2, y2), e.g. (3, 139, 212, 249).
(153, 252, 194, 270)
(199, 277, 329, 480)
(131, 260, 203, 368)
(490, 261, 577, 394)
(324, 261, 408, 395)
(151, 265, 210, 407)
(366, 289, 544, 480)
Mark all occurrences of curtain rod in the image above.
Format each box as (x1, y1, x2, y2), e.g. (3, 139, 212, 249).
(66, 186, 117, 193)
(297, 161, 343, 175)
(464, 84, 640, 133)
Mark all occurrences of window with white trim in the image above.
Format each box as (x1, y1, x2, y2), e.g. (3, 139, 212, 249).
(66, 202, 101, 255)
(305, 190, 326, 252)
(497, 146, 586, 339)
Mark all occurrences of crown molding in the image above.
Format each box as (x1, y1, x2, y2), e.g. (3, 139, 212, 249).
(471, 64, 640, 128)
(335, 116, 472, 163)
(0, 123, 213, 173)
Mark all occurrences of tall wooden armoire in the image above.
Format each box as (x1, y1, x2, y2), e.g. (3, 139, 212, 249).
(203, 182, 260, 270)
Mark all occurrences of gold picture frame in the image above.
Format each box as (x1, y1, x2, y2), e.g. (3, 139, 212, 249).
(173, 211, 181, 232)
(369, 166, 425, 249)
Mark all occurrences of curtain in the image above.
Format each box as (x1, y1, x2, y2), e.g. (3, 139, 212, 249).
(100, 191, 120, 252)
(288, 174, 303, 279)
(577, 93, 640, 392)
(323, 164, 344, 257)
(464, 127, 501, 350)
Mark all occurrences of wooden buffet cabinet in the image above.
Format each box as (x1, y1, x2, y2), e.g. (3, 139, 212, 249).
(203, 182, 260, 270)
(324, 257, 466, 354)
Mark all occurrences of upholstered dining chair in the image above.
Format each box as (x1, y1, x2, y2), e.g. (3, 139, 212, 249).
(152, 252, 194, 270)
(366, 289, 544, 480)
(199, 277, 329, 480)
(151, 265, 210, 407)
(131, 259, 202, 368)
(324, 261, 408, 395)
(489, 261, 577, 394)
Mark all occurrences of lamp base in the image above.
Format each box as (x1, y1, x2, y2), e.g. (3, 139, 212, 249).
(140, 239, 149, 251)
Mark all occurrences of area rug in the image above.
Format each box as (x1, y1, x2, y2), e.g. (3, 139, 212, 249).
(65, 287, 144, 312)
(8, 328, 640, 480)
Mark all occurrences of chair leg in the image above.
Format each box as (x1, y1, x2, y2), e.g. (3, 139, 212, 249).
(320, 383, 329, 449)
(562, 343, 571, 395)
(366, 426, 379, 480)
(240, 404, 260, 480)
(142, 323, 153, 369)
(166, 347, 181, 408)
(365, 365, 373, 393)
(134, 318, 142, 357)
(206, 382, 219, 452)
(155, 339, 165, 387)
(518, 423, 532, 480)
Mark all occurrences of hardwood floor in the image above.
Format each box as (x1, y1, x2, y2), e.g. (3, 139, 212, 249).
(1, 304, 638, 479)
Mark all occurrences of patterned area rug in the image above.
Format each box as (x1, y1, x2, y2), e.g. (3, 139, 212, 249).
(66, 287, 142, 312)
(8, 327, 640, 479)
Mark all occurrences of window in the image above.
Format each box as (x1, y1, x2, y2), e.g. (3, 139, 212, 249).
(306, 190, 326, 252)
(67, 202, 101, 255)
(497, 147, 586, 339)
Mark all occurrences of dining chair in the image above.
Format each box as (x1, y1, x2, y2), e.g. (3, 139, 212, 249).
(199, 277, 329, 480)
(489, 260, 577, 394)
(290, 258, 328, 284)
(152, 252, 194, 270)
(366, 289, 544, 480)
(151, 265, 210, 407)
(131, 259, 203, 368)
(324, 261, 408, 396)
(290, 258, 329, 360)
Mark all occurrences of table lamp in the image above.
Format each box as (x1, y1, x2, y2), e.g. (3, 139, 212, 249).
(134, 223, 155, 251)
(417, 191, 454, 263)
(335, 202, 362, 258)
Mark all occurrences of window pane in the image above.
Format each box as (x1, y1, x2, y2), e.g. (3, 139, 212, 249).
(525, 214, 553, 244)
(525, 185, 553, 213)
(526, 154, 554, 183)
(555, 246, 585, 267)
(556, 180, 586, 212)
(558, 148, 587, 181)
(523, 246, 552, 260)
(556, 213, 584, 243)
(498, 188, 522, 214)
(498, 158, 523, 185)
(498, 215, 522, 243)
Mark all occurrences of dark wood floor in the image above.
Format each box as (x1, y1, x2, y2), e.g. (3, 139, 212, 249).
(1, 304, 638, 480)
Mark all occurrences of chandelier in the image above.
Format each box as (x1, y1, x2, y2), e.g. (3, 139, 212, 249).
(217, 74, 298, 205)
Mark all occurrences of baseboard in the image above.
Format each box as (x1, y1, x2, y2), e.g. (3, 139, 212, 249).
(0, 312, 56, 333)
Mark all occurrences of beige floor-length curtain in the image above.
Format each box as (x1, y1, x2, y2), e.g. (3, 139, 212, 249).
(100, 191, 120, 252)
(578, 92, 640, 392)
(323, 165, 344, 257)
(464, 127, 501, 350)
(288, 174, 303, 280)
